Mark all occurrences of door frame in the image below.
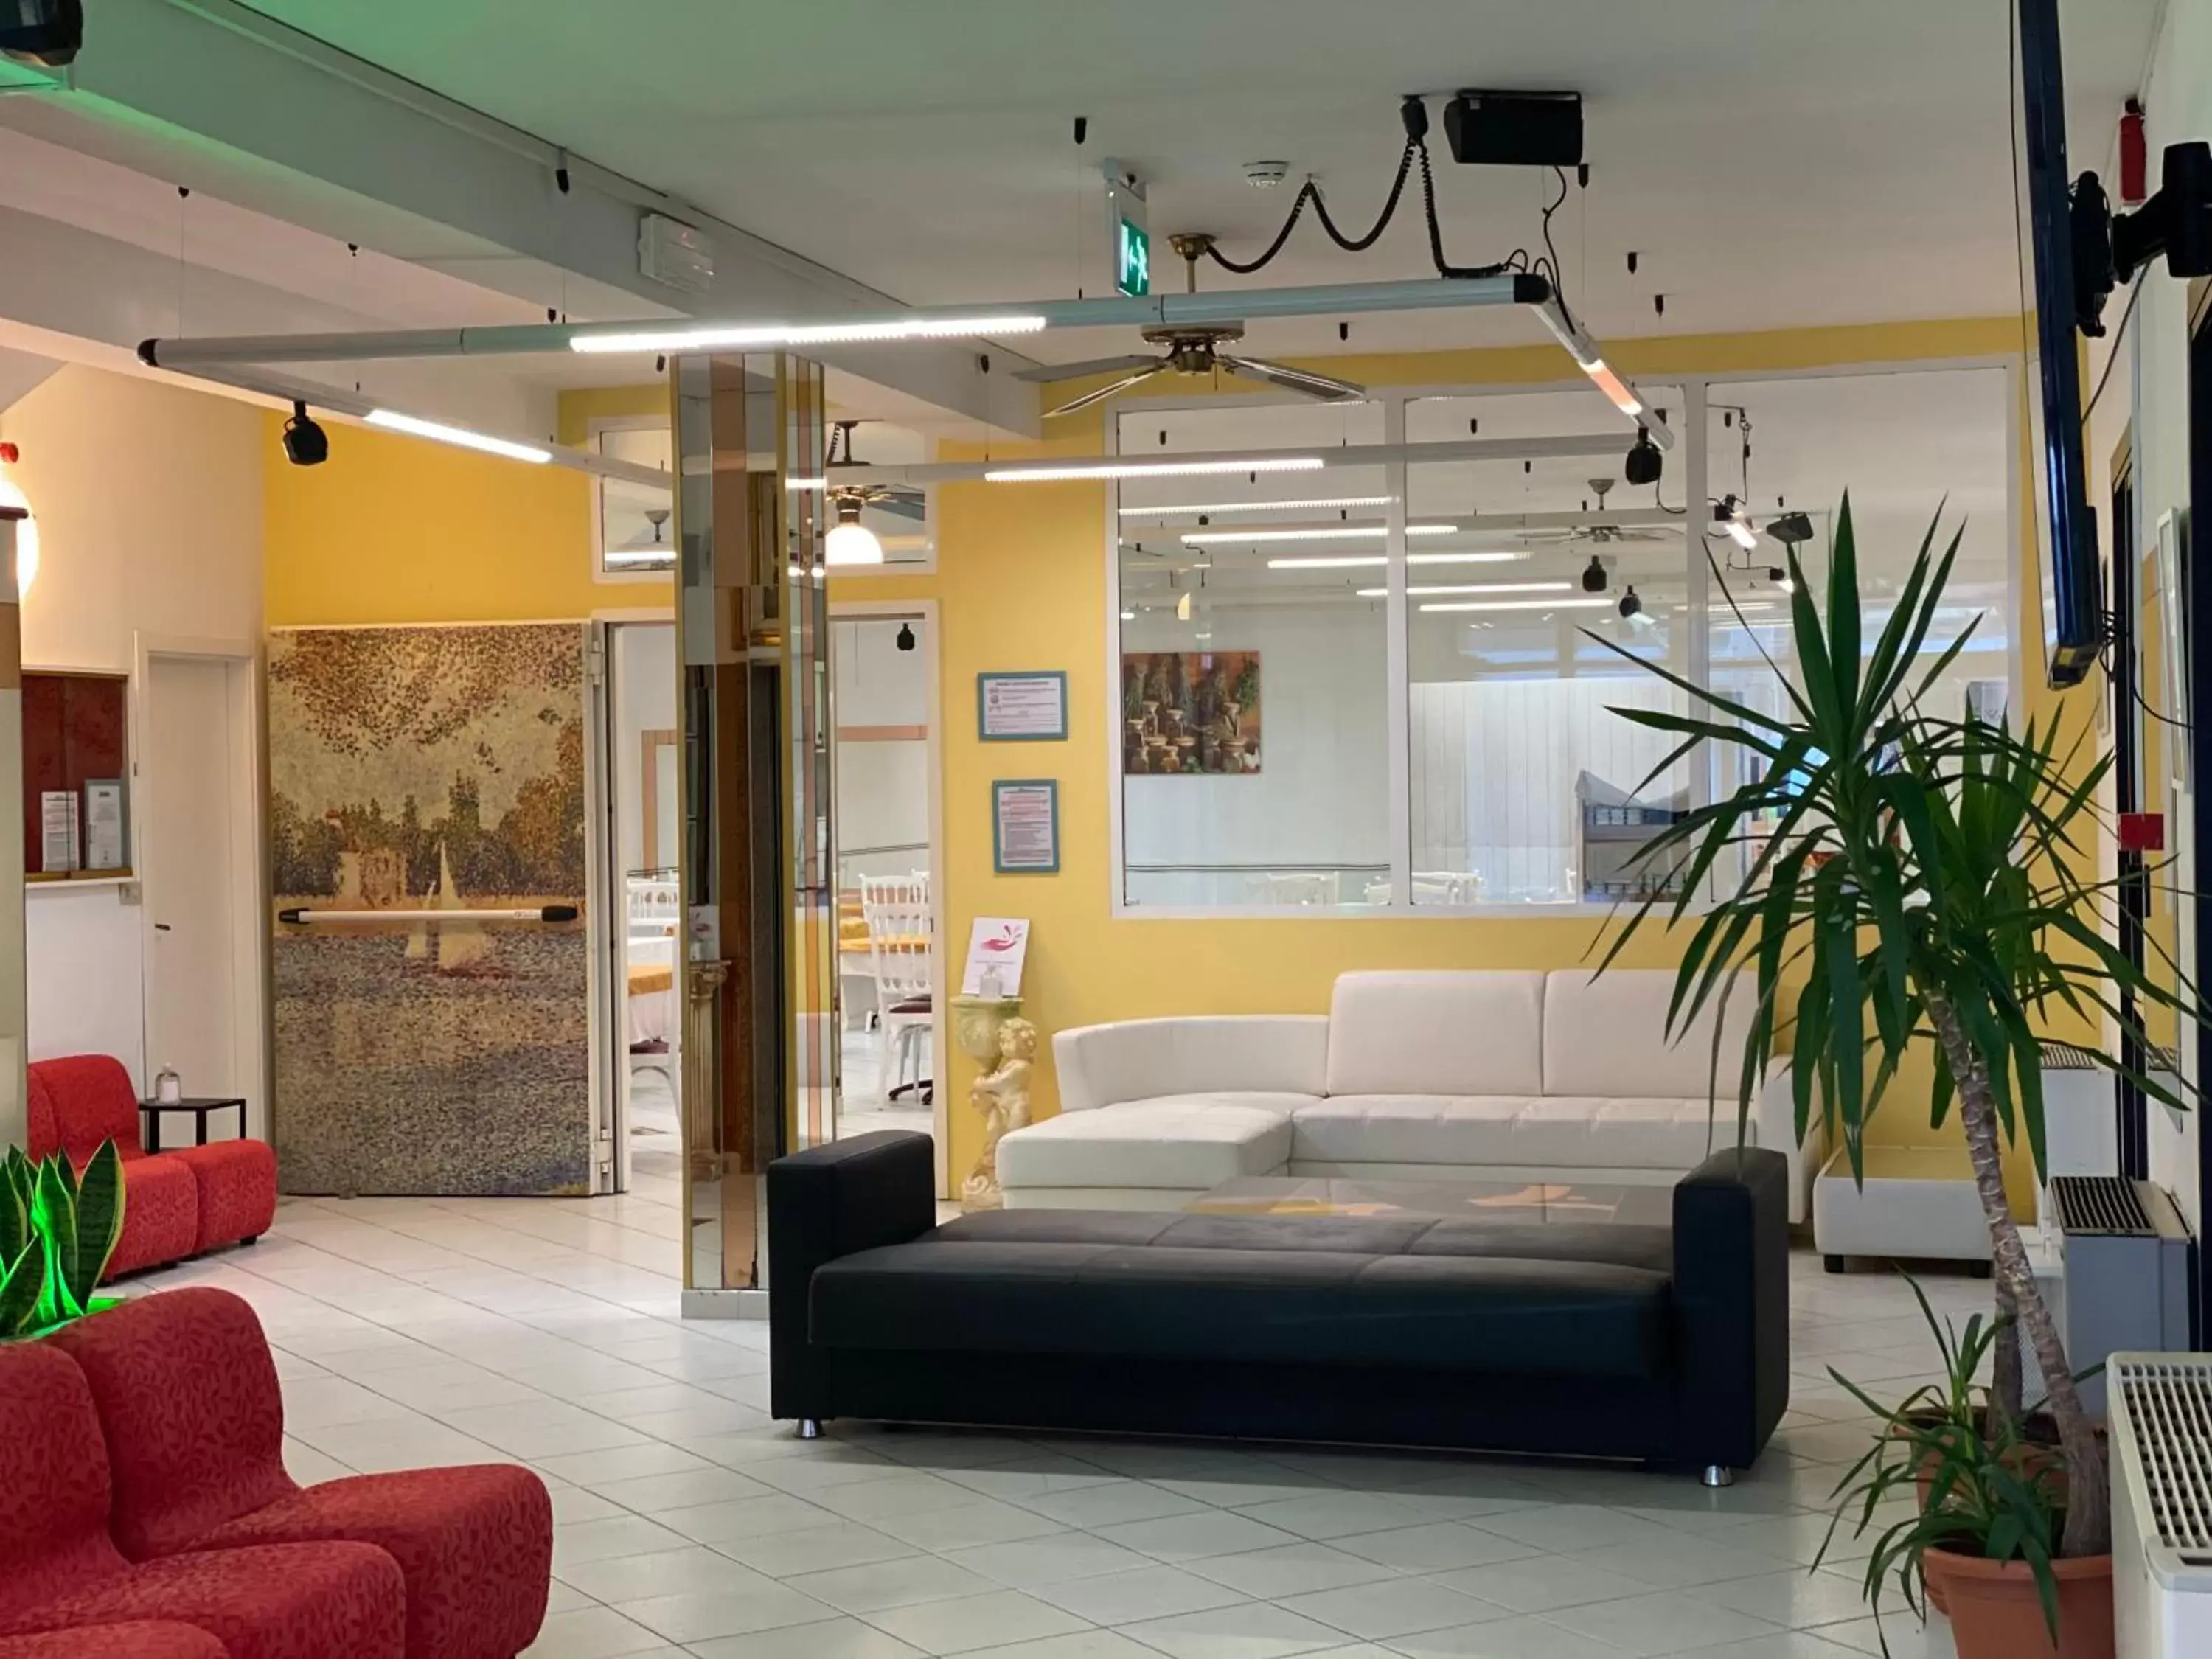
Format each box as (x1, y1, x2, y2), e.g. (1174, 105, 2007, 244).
(588, 608, 676, 1194)
(829, 598, 948, 1199)
(133, 633, 265, 1139)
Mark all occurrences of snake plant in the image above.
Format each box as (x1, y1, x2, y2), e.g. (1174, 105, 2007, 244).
(1, 1140, 125, 1339)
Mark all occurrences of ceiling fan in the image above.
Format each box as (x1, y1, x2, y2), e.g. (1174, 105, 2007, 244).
(1470, 479, 1679, 548)
(1017, 234, 1367, 419)
(827, 420, 925, 521)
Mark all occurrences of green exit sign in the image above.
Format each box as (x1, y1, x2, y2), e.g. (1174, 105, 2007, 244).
(1116, 218, 1150, 298)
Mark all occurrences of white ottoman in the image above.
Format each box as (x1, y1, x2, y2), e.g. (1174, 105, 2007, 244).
(998, 1097, 1298, 1211)
(1813, 1145, 1993, 1272)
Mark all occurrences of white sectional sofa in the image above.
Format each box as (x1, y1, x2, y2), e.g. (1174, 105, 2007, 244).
(999, 969, 1822, 1222)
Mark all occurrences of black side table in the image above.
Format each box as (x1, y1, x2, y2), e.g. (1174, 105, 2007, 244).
(139, 1097, 247, 1152)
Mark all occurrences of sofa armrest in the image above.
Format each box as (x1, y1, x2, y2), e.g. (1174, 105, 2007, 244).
(1053, 1016, 1330, 1112)
(768, 1130, 936, 1420)
(1671, 1146, 1790, 1472)
(1748, 1064, 1824, 1226)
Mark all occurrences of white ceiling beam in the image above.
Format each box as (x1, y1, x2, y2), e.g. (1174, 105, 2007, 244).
(4, 0, 1040, 434)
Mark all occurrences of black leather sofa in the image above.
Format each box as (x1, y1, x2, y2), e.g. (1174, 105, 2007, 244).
(769, 1130, 1789, 1482)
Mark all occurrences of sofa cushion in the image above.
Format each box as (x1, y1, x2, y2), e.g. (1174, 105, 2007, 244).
(1326, 972, 1545, 1096)
(1543, 968, 1749, 1101)
(997, 1099, 1297, 1192)
(31, 1055, 143, 1164)
(166, 1141, 277, 1252)
(812, 1235, 1669, 1379)
(1293, 1094, 1740, 1172)
(1054, 1018, 1329, 1113)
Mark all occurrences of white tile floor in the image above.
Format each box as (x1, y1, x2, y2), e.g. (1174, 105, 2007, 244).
(139, 1193, 1983, 1659)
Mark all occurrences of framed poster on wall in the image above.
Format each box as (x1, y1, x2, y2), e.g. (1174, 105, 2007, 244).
(978, 671, 1067, 741)
(992, 779, 1059, 874)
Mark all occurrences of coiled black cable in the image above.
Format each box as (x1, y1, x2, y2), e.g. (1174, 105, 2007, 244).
(1204, 95, 1542, 286)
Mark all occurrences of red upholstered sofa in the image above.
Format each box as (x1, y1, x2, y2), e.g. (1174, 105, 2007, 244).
(49, 1289, 552, 1659)
(27, 1056, 276, 1276)
(0, 1340, 406, 1659)
(0, 1624, 230, 1658)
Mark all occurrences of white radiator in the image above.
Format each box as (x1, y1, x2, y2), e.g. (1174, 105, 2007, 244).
(2112, 1354, 2212, 1659)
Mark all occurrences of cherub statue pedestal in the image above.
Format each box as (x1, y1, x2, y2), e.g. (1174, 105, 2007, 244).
(951, 995, 1031, 1211)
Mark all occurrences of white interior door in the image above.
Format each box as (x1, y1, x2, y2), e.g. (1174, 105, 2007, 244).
(145, 655, 241, 1102)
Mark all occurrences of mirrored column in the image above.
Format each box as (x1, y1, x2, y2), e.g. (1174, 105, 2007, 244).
(673, 352, 832, 1307)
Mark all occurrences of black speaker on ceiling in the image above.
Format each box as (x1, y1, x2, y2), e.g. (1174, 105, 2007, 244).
(1, 0, 80, 67)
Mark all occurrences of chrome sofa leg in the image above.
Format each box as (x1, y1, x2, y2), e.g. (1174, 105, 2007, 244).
(1700, 1464, 1734, 1488)
(796, 1418, 824, 1440)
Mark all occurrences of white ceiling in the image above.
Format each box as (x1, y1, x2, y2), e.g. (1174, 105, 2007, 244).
(234, 0, 2159, 365)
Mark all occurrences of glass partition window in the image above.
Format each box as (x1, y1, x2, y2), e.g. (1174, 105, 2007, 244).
(1405, 386, 1686, 905)
(1117, 400, 1389, 908)
(1109, 364, 2016, 913)
(597, 418, 676, 577)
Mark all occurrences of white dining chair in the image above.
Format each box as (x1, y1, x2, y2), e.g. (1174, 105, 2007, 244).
(860, 887, 933, 1102)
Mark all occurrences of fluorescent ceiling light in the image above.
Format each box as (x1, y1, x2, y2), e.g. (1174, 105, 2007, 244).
(1265, 552, 1527, 570)
(1180, 524, 1458, 546)
(1355, 581, 1572, 597)
(571, 314, 1049, 355)
(605, 549, 676, 565)
(365, 409, 552, 464)
(1422, 597, 1615, 613)
(786, 476, 827, 490)
(985, 457, 1324, 483)
(1587, 362, 1643, 420)
(1120, 495, 1395, 518)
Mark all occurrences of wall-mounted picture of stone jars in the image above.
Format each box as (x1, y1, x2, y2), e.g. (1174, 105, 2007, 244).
(1121, 650, 1262, 775)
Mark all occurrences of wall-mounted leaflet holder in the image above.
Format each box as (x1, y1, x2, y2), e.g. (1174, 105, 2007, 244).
(276, 904, 581, 924)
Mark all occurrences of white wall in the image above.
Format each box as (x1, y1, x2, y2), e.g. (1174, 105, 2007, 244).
(834, 618, 931, 882)
(1, 365, 264, 1091)
(611, 621, 678, 876)
(1121, 604, 1389, 907)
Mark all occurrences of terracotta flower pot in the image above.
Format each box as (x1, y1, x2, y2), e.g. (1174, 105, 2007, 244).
(1902, 1409, 2070, 1614)
(1924, 1547, 2113, 1659)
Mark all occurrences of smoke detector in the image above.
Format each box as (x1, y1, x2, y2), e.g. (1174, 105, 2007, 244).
(1242, 160, 1290, 189)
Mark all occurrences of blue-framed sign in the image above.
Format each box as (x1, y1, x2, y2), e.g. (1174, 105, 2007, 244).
(977, 671, 1068, 742)
(992, 779, 1060, 874)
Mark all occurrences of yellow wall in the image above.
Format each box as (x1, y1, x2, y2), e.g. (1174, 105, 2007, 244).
(263, 392, 672, 627)
(835, 316, 2093, 1202)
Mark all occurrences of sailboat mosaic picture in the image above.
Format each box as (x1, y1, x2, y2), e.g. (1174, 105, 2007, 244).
(268, 624, 593, 1196)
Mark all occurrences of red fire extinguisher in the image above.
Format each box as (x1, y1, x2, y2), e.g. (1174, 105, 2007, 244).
(2121, 98, 2149, 207)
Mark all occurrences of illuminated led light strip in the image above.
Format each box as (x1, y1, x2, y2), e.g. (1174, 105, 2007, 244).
(1180, 524, 1459, 546)
(571, 314, 1050, 354)
(1120, 495, 1395, 518)
(1422, 597, 1614, 613)
(1264, 551, 1531, 570)
(985, 456, 1325, 483)
(364, 409, 552, 464)
(1356, 581, 1572, 597)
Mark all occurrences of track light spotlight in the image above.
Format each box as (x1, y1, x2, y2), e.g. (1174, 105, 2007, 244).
(1766, 511, 1815, 546)
(1767, 566, 1795, 594)
(282, 400, 328, 467)
(1581, 554, 1610, 594)
(1623, 428, 1662, 487)
(1618, 585, 1643, 619)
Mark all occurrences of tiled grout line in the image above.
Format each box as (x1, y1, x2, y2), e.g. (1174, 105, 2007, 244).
(132, 1196, 1978, 1658)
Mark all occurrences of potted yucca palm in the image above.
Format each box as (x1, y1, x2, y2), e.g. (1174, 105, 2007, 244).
(1592, 498, 2194, 1658)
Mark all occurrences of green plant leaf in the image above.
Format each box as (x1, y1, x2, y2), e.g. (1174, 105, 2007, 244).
(63, 1140, 125, 1308)
(30, 1153, 83, 1326)
(0, 1236, 44, 1339)
(0, 1147, 27, 1267)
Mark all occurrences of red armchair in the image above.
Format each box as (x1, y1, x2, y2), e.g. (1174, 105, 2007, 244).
(51, 1289, 552, 1659)
(0, 1340, 404, 1659)
(28, 1056, 276, 1267)
(0, 1625, 229, 1658)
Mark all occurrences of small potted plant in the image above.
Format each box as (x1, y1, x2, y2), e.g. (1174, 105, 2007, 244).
(1, 1140, 126, 1338)
(1593, 499, 2202, 1658)
(1823, 1279, 2107, 1658)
